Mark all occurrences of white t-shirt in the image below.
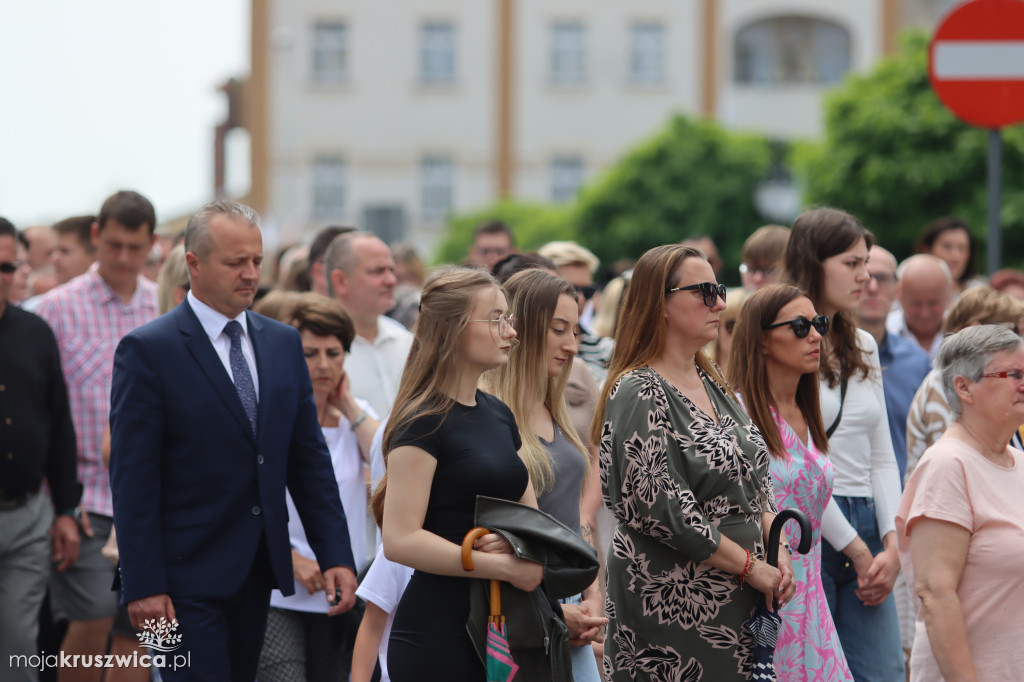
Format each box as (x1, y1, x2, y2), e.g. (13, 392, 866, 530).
(344, 316, 413, 419)
(819, 329, 903, 548)
(270, 398, 376, 612)
(355, 545, 414, 682)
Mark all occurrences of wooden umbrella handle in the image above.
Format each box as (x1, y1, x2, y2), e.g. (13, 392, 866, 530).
(462, 526, 491, 571)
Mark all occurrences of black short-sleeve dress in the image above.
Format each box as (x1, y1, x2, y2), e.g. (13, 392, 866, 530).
(387, 391, 528, 681)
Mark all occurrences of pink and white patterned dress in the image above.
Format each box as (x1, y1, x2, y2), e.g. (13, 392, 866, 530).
(769, 411, 853, 682)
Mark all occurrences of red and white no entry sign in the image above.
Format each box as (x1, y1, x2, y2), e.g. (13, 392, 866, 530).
(928, 0, 1024, 129)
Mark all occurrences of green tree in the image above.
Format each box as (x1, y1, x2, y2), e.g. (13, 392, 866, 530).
(574, 115, 771, 276)
(433, 200, 575, 265)
(795, 31, 1024, 267)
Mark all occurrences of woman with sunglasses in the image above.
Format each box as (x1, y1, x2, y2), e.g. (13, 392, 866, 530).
(370, 266, 545, 681)
(783, 207, 905, 681)
(729, 284, 853, 681)
(594, 244, 794, 681)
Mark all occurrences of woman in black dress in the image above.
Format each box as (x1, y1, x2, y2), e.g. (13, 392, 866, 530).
(370, 266, 544, 681)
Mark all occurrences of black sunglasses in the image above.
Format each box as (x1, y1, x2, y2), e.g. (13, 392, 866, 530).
(666, 282, 726, 308)
(575, 284, 597, 301)
(762, 315, 830, 339)
(0, 261, 19, 275)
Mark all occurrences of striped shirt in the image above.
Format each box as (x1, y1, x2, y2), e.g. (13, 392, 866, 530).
(36, 264, 158, 517)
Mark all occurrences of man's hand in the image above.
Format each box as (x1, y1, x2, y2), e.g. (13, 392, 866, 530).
(324, 566, 358, 616)
(128, 594, 176, 630)
(79, 509, 94, 538)
(50, 515, 81, 572)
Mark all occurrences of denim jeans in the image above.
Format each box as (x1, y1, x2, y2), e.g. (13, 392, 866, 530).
(560, 594, 602, 682)
(821, 496, 905, 682)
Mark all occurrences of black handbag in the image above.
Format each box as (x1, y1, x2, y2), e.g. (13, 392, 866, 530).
(463, 495, 600, 682)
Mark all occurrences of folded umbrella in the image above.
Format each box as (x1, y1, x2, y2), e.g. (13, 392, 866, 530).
(746, 509, 812, 682)
(463, 526, 520, 682)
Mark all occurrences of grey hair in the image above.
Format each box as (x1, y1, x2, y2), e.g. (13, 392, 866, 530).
(184, 200, 261, 261)
(936, 325, 1024, 418)
(324, 230, 373, 297)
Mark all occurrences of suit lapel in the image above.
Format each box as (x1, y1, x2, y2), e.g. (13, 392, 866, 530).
(177, 303, 258, 446)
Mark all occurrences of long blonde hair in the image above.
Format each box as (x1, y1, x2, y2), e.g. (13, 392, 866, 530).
(483, 269, 589, 496)
(370, 266, 505, 526)
(590, 244, 730, 445)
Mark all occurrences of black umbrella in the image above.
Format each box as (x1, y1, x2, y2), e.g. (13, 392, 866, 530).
(746, 509, 812, 682)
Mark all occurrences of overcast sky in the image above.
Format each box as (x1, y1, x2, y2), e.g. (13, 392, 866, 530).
(0, 0, 250, 228)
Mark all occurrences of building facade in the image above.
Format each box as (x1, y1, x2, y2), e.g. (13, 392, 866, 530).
(243, 0, 956, 253)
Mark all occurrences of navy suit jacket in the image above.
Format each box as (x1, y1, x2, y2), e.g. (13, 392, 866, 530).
(109, 301, 355, 603)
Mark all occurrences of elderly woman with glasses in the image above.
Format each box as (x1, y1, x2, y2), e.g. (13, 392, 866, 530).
(905, 287, 1024, 481)
(897, 325, 1024, 681)
(594, 244, 794, 681)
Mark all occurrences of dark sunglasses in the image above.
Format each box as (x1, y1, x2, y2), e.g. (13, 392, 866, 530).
(575, 284, 597, 301)
(0, 261, 19, 275)
(762, 314, 830, 339)
(666, 282, 726, 308)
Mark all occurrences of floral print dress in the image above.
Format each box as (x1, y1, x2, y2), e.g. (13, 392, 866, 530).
(769, 411, 853, 682)
(600, 366, 778, 682)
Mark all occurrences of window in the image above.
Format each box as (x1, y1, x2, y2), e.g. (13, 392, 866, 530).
(550, 22, 585, 85)
(312, 22, 348, 83)
(421, 156, 453, 222)
(630, 23, 665, 84)
(420, 22, 456, 85)
(312, 157, 345, 219)
(551, 156, 583, 203)
(734, 17, 851, 85)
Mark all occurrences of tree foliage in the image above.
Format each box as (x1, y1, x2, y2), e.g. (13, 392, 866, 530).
(574, 115, 771, 275)
(433, 200, 575, 266)
(795, 31, 1024, 267)
(436, 115, 773, 282)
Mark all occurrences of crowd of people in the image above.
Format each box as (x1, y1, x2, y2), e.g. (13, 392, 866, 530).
(3, 191, 1024, 682)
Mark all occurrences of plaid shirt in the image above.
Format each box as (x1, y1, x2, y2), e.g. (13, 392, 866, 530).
(36, 264, 158, 517)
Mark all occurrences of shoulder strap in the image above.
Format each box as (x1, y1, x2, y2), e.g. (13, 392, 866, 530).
(826, 375, 849, 440)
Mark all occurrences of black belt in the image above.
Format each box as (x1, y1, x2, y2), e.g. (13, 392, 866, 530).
(0, 486, 40, 511)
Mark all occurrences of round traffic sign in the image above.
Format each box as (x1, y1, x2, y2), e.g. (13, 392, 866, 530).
(928, 0, 1024, 129)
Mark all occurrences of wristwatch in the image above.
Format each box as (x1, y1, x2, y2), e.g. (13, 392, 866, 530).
(58, 506, 82, 522)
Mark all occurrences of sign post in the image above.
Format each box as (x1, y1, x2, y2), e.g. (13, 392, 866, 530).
(928, 0, 1024, 274)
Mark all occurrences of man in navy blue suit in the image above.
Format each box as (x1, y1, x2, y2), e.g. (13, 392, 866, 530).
(109, 200, 358, 681)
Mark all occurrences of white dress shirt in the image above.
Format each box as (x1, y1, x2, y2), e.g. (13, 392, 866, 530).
(343, 315, 413, 419)
(186, 291, 260, 396)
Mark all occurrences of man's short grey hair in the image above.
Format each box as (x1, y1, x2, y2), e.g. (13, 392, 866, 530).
(184, 200, 261, 260)
(324, 230, 373, 297)
(936, 324, 1024, 418)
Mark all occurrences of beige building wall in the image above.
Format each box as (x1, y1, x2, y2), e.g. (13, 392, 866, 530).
(249, 0, 928, 252)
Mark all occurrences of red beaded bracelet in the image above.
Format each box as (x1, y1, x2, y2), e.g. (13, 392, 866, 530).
(737, 549, 753, 586)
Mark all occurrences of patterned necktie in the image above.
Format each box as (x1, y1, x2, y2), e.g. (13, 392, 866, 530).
(224, 320, 258, 435)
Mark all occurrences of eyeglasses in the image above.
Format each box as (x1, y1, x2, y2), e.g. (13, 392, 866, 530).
(762, 315, 830, 339)
(574, 284, 597, 301)
(980, 370, 1024, 382)
(666, 282, 727, 308)
(867, 272, 897, 286)
(0, 261, 20, 275)
(469, 313, 515, 335)
(739, 263, 776, 279)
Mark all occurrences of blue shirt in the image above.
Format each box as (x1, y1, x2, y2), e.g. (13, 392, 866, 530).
(877, 332, 931, 483)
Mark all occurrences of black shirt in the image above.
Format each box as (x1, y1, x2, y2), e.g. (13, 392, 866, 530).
(0, 304, 79, 509)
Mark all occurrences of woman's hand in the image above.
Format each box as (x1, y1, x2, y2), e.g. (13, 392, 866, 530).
(292, 551, 322, 594)
(500, 555, 544, 592)
(561, 603, 609, 646)
(329, 371, 355, 414)
(473, 533, 513, 555)
(774, 547, 796, 607)
(856, 544, 901, 606)
(744, 559, 783, 611)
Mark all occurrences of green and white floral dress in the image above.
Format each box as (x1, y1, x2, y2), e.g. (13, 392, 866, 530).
(600, 366, 777, 682)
